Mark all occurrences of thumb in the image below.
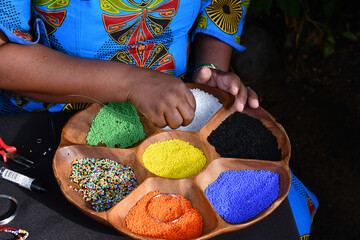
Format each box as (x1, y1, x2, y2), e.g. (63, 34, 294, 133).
(193, 67, 212, 84)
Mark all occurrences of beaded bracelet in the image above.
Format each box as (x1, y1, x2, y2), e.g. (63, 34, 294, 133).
(0, 226, 29, 240)
(193, 64, 222, 74)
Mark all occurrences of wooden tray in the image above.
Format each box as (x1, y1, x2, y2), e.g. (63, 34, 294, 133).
(53, 83, 291, 239)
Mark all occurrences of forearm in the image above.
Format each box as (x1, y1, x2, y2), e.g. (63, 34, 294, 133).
(193, 34, 233, 72)
(0, 42, 155, 103)
(0, 40, 196, 128)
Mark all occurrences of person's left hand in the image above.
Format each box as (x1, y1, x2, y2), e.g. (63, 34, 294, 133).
(192, 67, 259, 112)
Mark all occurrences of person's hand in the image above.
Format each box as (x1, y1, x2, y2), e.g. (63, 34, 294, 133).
(193, 67, 259, 112)
(126, 71, 196, 129)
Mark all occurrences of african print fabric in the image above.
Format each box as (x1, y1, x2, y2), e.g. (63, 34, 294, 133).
(0, 0, 249, 112)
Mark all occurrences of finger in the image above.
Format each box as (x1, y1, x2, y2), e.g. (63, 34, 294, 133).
(233, 83, 247, 112)
(229, 76, 241, 96)
(185, 87, 196, 111)
(164, 108, 184, 129)
(192, 67, 212, 85)
(177, 103, 195, 126)
(177, 86, 195, 126)
(247, 87, 259, 108)
(213, 71, 241, 95)
(151, 113, 167, 128)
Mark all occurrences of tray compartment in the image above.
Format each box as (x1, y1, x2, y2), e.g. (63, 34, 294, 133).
(107, 177, 218, 239)
(53, 145, 149, 225)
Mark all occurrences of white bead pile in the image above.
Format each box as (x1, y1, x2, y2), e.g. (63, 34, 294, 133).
(162, 88, 223, 132)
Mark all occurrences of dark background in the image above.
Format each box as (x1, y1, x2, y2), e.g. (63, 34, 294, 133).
(231, 0, 359, 239)
(1, 1, 358, 239)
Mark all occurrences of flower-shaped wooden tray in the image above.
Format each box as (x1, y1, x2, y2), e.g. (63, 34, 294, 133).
(53, 83, 291, 239)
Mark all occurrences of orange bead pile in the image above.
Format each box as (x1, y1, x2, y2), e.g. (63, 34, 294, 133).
(125, 191, 203, 240)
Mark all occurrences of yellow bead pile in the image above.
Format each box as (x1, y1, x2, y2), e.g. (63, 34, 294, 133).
(142, 139, 206, 178)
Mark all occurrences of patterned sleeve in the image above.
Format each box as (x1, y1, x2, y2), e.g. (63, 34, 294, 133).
(192, 0, 250, 52)
(0, 0, 48, 46)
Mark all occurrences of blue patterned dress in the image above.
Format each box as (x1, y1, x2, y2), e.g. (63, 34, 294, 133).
(0, 0, 249, 112)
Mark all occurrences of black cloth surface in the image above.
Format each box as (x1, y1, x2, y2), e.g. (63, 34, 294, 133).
(0, 112, 300, 240)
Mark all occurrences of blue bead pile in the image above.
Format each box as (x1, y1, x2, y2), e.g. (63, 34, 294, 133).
(70, 157, 139, 212)
(205, 170, 279, 224)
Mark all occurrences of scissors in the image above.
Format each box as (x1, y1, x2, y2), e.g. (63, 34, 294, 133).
(0, 137, 34, 168)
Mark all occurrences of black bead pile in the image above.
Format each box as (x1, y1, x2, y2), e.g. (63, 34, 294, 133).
(207, 112, 282, 161)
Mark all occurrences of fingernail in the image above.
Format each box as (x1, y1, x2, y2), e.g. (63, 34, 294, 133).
(232, 86, 239, 95)
(238, 102, 244, 111)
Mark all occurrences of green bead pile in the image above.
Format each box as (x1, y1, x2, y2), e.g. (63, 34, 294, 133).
(86, 102, 146, 148)
(70, 157, 139, 212)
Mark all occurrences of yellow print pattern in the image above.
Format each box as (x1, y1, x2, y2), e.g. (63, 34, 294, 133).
(300, 234, 310, 240)
(205, 0, 244, 34)
(33, 0, 70, 9)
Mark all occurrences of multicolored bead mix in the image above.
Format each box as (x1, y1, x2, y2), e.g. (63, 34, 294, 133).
(69, 157, 139, 212)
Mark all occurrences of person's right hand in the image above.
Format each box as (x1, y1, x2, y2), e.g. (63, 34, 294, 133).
(126, 70, 196, 129)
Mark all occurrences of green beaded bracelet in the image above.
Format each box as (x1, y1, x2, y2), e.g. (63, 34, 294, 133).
(194, 64, 222, 74)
